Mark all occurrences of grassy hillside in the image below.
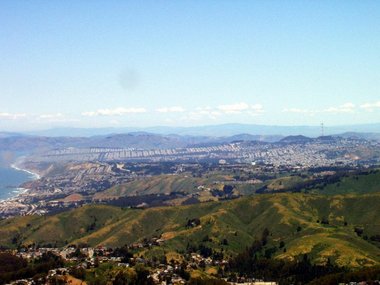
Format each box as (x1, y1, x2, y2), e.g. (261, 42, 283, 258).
(1, 193, 380, 268)
(312, 169, 380, 195)
(94, 169, 380, 201)
(267, 175, 305, 191)
(94, 173, 234, 200)
(95, 175, 205, 199)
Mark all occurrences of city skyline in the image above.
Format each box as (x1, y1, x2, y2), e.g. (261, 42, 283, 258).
(1, 1, 380, 131)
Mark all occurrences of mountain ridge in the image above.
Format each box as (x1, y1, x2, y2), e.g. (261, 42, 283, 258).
(24, 123, 380, 138)
(0, 130, 378, 154)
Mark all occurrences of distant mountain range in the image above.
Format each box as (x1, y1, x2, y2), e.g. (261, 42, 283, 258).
(0, 132, 281, 153)
(333, 132, 380, 141)
(26, 123, 380, 137)
(0, 123, 379, 154)
(0, 132, 24, 138)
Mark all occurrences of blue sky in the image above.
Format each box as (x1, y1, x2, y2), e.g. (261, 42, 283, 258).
(0, 0, 379, 131)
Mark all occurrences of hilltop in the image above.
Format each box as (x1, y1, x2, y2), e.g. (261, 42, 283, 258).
(1, 193, 380, 268)
(279, 135, 313, 144)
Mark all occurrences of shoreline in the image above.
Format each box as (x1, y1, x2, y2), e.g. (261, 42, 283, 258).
(0, 188, 30, 203)
(10, 163, 41, 180)
(0, 164, 40, 202)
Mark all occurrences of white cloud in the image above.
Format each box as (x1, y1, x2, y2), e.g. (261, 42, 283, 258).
(217, 102, 250, 114)
(247, 104, 265, 115)
(36, 113, 79, 123)
(324, 102, 355, 113)
(156, 106, 185, 113)
(0, 112, 27, 120)
(217, 102, 264, 115)
(194, 106, 221, 117)
(179, 107, 221, 122)
(82, 107, 147, 117)
(283, 102, 355, 115)
(282, 108, 314, 114)
(360, 101, 380, 112)
(179, 102, 264, 122)
(39, 113, 64, 119)
(194, 107, 224, 120)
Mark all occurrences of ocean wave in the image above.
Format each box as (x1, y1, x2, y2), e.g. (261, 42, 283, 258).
(10, 164, 41, 179)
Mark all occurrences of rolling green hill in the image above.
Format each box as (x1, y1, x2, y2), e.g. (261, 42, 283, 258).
(94, 175, 208, 199)
(93, 172, 234, 200)
(1, 193, 380, 268)
(92, 169, 380, 204)
(312, 169, 380, 195)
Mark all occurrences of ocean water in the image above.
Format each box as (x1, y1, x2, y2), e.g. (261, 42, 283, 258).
(0, 166, 34, 200)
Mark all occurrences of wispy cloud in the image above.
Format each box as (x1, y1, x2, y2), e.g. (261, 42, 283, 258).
(217, 102, 250, 114)
(82, 107, 147, 117)
(217, 102, 264, 115)
(182, 109, 221, 121)
(179, 102, 264, 122)
(360, 101, 380, 112)
(324, 102, 355, 113)
(282, 108, 313, 114)
(195, 106, 222, 116)
(0, 112, 27, 120)
(283, 102, 356, 115)
(36, 113, 79, 123)
(156, 106, 185, 113)
(39, 113, 64, 119)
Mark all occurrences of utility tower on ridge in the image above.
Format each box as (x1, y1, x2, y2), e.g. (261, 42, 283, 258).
(321, 123, 324, 137)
